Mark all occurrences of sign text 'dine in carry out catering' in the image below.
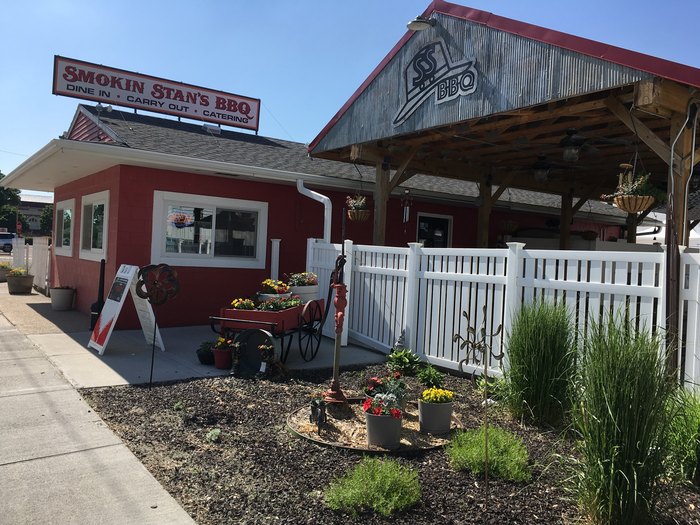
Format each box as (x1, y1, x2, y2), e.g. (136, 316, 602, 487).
(53, 56, 260, 132)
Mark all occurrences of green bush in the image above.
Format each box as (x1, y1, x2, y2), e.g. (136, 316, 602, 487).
(667, 388, 700, 484)
(417, 364, 444, 389)
(504, 301, 575, 427)
(573, 315, 676, 525)
(325, 457, 421, 517)
(386, 348, 422, 376)
(447, 426, 530, 482)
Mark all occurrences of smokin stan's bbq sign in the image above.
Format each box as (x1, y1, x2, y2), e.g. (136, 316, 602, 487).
(53, 56, 260, 131)
(393, 39, 477, 127)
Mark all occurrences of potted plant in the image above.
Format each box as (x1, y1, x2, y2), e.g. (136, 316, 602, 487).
(346, 194, 370, 221)
(418, 387, 454, 435)
(6, 267, 34, 295)
(0, 261, 11, 283)
(365, 371, 407, 409)
(363, 393, 403, 449)
(49, 286, 75, 311)
(258, 278, 291, 301)
(196, 340, 215, 365)
(286, 272, 319, 303)
(600, 164, 665, 214)
(211, 336, 239, 370)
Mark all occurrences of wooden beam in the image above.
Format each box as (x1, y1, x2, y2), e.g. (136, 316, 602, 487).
(388, 147, 419, 192)
(605, 96, 683, 167)
(476, 173, 493, 248)
(491, 172, 516, 202)
(373, 162, 390, 246)
(559, 191, 573, 250)
(635, 78, 694, 118)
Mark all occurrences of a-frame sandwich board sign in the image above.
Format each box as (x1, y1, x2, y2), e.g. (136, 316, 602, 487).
(88, 264, 165, 355)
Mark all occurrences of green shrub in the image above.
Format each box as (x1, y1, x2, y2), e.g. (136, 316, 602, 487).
(417, 363, 444, 389)
(205, 428, 221, 443)
(386, 348, 422, 376)
(504, 300, 575, 427)
(667, 388, 700, 484)
(325, 457, 421, 517)
(447, 426, 530, 482)
(573, 315, 676, 525)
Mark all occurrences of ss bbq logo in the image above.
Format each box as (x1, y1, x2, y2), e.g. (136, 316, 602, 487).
(393, 39, 477, 126)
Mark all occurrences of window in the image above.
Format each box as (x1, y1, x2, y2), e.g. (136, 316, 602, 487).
(54, 198, 75, 257)
(417, 213, 452, 248)
(80, 191, 109, 261)
(152, 191, 267, 268)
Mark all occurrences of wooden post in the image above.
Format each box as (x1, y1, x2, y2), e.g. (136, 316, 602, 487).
(373, 162, 390, 246)
(559, 191, 572, 250)
(476, 173, 492, 248)
(625, 214, 637, 243)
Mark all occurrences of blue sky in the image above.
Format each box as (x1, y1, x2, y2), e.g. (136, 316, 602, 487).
(1, 0, 698, 193)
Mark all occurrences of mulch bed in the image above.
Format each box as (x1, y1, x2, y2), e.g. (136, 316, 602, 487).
(80, 365, 700, 525)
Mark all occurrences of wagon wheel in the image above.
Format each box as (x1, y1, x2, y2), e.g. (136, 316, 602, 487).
(298, 300, 323, 361)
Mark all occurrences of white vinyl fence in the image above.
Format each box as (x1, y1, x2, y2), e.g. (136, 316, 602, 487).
(308, 239, 699, 388)
(11, 237, 51, 295)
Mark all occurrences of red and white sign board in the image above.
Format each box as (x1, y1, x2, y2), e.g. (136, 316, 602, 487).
(88, 264, 164, 355)
(53, 56, 260, 132)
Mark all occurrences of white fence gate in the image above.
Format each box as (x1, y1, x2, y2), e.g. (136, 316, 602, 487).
(11, 237, 51, 295)
(308, 239, 699, 388)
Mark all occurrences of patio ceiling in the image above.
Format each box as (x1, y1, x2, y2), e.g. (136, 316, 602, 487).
(312, 85, 682, 205)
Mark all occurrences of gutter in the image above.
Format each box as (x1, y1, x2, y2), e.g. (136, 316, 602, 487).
(296, 180, 332, 243)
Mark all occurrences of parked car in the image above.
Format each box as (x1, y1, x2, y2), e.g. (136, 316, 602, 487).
(0, 233, 15, 253)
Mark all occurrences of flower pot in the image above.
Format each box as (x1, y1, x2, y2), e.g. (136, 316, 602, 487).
(196, 347, 215, 366)
(50, 287, 75, 311)
(613, 195, 654, 214)
(0, 268, 9, 283)
(418, 399, 453, 435)
(365, 412, 402, 449)
(289, 284, 320, 304)
(212, 348, 233, 370)
(7, 275, 34, 295)
(347, 209, 370, 221)
(258, 292, 292, 302)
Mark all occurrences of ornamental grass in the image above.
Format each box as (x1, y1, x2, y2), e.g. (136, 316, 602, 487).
(504, 300, 575, 427)
(573, 314, 677, 525)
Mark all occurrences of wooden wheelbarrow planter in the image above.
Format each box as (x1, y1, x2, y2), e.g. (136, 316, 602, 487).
(209, 299, 326, 363)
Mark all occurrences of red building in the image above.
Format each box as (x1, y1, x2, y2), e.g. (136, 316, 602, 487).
(3, 104, 626, 328)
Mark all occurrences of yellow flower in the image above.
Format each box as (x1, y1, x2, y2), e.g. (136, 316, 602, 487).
(421, 387, 454, 404)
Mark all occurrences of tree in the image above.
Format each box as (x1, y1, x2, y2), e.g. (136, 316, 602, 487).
(40, 204, 53, 235)
(0, 172, 20, 208)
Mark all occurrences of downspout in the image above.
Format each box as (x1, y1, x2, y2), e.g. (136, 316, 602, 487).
(297, 179, 332, 243)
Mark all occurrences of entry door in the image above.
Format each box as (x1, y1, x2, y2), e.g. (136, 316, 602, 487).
(417, 214, 452, 248)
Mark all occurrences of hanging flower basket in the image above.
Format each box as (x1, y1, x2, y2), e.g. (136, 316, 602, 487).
(347, 209, 370, 221)
(613, 195, 655, 214)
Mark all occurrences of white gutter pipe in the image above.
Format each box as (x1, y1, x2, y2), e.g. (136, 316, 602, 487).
(296, 179, 332, 243)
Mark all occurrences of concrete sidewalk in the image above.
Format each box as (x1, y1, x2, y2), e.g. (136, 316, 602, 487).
(0, 315, 196, 524)
(0, 283, 385, 524)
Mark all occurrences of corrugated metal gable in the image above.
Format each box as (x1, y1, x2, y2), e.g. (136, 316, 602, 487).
(312, 13, 651, 154)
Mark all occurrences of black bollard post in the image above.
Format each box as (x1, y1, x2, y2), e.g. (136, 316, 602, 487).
(90, 259, 106, 330)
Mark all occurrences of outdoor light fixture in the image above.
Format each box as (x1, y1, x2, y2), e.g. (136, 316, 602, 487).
(562, 145, 580, 163)
(407, 16, 436, 31)
(533, 155, 550, 182)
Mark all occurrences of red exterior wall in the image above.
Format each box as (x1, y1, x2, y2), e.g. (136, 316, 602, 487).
(52, 165, 620, 329)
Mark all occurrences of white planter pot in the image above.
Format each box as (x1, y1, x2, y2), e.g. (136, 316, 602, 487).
(258, 292, 292, 302)
(289, 284, 320, 303)
(50, 288, 75, 311)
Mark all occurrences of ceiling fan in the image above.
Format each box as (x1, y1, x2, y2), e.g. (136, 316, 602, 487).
(559, 128, 631, 162)
(531, 155, 577, 182)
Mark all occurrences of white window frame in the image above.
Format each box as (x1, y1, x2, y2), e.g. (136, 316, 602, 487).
(54, 198, 75, 257)
(79, 190, 109, 262)
(151, 190, 268, 269)
(416, 212, 453, 247)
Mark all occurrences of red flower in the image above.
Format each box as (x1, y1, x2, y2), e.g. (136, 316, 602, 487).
(390, 408, 402, 419)
(393, 371, 401, 379)
(363, 398, 372, 411)
(373, 406, 382, 416)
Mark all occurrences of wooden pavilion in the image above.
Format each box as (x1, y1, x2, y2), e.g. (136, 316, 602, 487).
(308, 0, 700, 364)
